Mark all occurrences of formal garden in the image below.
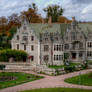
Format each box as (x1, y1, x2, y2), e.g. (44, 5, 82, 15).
(65, 72, 92, 86)
(48, 53, 89, 74)
(47, 61, 89, 75)
(0, 72, 43, 89)
(20, 88, 92, 92)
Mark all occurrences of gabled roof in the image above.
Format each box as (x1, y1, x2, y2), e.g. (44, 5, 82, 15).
(28, 23, 92, 38)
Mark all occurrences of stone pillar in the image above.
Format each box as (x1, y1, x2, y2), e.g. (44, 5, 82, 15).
(76, 52, 79, 62)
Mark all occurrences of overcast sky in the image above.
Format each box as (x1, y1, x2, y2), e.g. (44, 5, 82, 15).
(0, 0, 92, 21)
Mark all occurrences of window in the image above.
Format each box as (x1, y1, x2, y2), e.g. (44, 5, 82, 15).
(23, 36, 28, 41)
(59, 55, 62, 60)
(79, 52, 83, 57)
(88, 42, 92, 48)
(79, 43, 83, 49)
(31, 56, 34, 61)
(17, 35, 19, 40)
(54, 45, 62, 51)
(87, 51, 92, 57)
(58, 45, 61, 51)
(54, 55, 56, 60)
(31, 36, 34, 41)
(54, 55, 62, 61)
(65, 44, 69, 50)
(45, 38, 48, 41)
(44, 55, 49, 61)
(54, 45, 57, 51)
(44, 45, 49, 51)
(24, 45, 26, 50)
(62, 45, 63, 51)
(31, 45, 34, 51)
(17, 44, 19, 50)
(56, 55, 58, 60)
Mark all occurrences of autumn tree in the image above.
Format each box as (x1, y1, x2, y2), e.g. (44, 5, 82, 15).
(8, 13, 21, 27)
(21, 3, 42, 23)
(44, 5, 64, 22)
(58, 16, 72, 23)
(0, 16, 8, 25)
(0, 16, 8, 34)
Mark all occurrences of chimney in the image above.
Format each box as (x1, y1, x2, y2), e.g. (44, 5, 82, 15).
(48, 16, 52, 24)
(72, 16, 75, 22)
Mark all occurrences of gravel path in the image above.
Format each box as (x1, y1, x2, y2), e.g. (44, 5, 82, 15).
(0, 69, 92, 92)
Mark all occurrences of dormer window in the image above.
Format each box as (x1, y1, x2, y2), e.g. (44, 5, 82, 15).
(17, 35, 19, 40)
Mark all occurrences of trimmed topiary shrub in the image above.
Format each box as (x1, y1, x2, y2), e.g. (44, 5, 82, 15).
(0, 49, 28, 62)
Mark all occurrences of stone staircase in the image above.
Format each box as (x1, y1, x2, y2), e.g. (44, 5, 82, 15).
(0, 62, 35, 70)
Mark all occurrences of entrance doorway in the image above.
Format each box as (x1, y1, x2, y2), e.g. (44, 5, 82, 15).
(72, 53, 76, 59)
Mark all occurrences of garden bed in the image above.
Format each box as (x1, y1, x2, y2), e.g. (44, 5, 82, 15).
(48, 63, 80, 69)
(0, 72, 43, 89)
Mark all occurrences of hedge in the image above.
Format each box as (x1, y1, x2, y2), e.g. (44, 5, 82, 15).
(0, 49, 28, 62)
(64, 66, 76, 72)
(0, 65, 6, 70)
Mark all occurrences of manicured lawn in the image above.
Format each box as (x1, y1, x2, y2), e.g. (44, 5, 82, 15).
(20, 88, 92, 92)
(0, 72, 43, 89)
(48, 63, 80, 69)
(65, 72, 92, 86)
(48, 65, 64, 69)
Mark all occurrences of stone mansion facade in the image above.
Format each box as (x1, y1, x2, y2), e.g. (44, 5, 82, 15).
(11, 17, 92, 66)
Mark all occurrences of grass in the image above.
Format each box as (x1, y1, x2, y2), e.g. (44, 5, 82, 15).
(20, 88, 92, 92)
(88, 60, 92, 65)
(0, 72, 43, 89)
(65, 72, 92, 86)
(48, 63, 80, 69)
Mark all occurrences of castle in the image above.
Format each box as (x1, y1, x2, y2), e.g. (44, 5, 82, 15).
(11, 17, 92, 66)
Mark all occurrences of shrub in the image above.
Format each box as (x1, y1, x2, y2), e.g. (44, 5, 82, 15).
(81, 61, 88, 69)
(0, 65, 6, 70)
(0, 49, 28, 62)
(64, 66, 76, 73)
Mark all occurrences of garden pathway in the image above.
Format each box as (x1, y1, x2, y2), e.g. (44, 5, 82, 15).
(0, 69, 92, 92)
